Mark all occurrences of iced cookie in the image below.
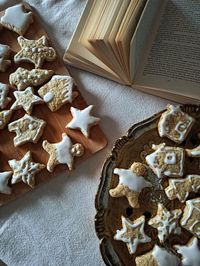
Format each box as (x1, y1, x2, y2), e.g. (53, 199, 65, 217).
(186, 145, 200, 158)
(66, 105, 100, 138)
(114, 215, 151, 254)
(0, 44, 11, 72)
(11, 87, 43, 114)
(148, 203, 182, 243)
(9, 151, 45, 188)
(42, 133, 84, 172)
(8, 114, 46, 146)
(158, 104, 195, 144)
(9, 67, 54, 90)
(165, 175, 200, 203)
(146, 143, 185, 179)
(0, 4, 33, 35)
(109, 162, 152, 208)
(0, 171, 12, 194)
(38, 75, 77, 111)
(180, 198, 200, 238)
(0, 110, 12, 130)
(14, 36, 56, 68)
(0, 82, 11, 109)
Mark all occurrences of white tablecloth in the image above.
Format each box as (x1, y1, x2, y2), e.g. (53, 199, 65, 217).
(0, 1, 169, 265)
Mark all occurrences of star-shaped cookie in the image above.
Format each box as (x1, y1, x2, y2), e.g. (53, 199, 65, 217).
(14, 36, 56, 68)
(0, 82, 11, 109)
(0, 110, 12, 130)
(42, 133, 84, 172)
(66, 105, 100, 138)
(148, 203, 182, 243)
(11, 87, 43, 114)
(0, 171, 12, 194)
(115, 215, 151, 254)
(9, 151, 45, 188)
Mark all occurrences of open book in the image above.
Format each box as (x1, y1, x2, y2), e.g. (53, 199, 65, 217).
(64, 0, 200, 104)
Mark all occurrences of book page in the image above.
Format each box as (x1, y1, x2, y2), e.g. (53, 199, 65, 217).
(134, 0, 200, 99)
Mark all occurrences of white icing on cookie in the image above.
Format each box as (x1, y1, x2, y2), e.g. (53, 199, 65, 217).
(0, 171, 12, 194)
(56, 134, 73, 166)
(191, 150, 200, 156)
(152, 245, 179, 266)
(43, 92, 54, 103)
(164, 152, 177, 164)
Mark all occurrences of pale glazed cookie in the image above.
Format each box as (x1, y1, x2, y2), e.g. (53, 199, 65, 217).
(186, 145, 200, 158)
(66, 105, 100, 138)
(0, 171, 12, 194)
(0, 110, 12, 130)
(146, 143, 185, 179)
(148, 203, 182, 243)
(0, 82, 11, 109)
(11, 87, 43, 114)
(180, 198, 200, 238)
(0, 4, 33, 35)
(9, 151, 45, 188)
(135, 245, 180, 266)
(165, 175, 200, 203)
(174, 237, 200, 266)
(114, 215, 151, 254)
(0, 44, 11, 72)
(38, 75, 78, 111)
(42, 133, 84, 172)
(14, 36, 56, 68)
(9, 67, 54, 90)
(8, 114, 46, 147)
(109, 162, 152, 208)
(158, 104, 195, 144)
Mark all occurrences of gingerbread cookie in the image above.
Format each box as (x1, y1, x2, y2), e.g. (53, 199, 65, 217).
(42, 133, 84, 172)
(109, 162, 152, 208)
(11, 87, 43, 114)
(0, 44, 11, 72)
(146, 143, 185, 179)
(0, 110, 12, 130)
(180, 198, 200, 238)
(9, 151, 45, 188)
(148, 203, 182, 243)
(158, 104, 195, 144)
(114, 215, 151, 254)
(14, 36, 56, 68)
(165, 175, 200, 203)
(186, 145, 200, 158)
(0, 171, 12, 195)
(0, 82, 11, 109)
(9, 67, 54, 90)
(38, 75, 77, 111)
(0, 4, 33, 35)
(8, 114, 46, 146)
(66, 105, 100, 138)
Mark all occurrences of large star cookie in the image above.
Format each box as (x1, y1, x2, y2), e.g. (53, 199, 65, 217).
(109, 162, 152, 208)
(114, 215, 151, 254)
(148, 203, 182, 243)
(0, 82, 11, 109)
(9, 151, 45, 188)
(14, 36, 56, 68)
(66, 105, 100, 138)
(0, 171, 12, 194)
(8, 114, 46, 147)
(42, 133, 84, 172)
(0, 44, 11, 72)
(0, 110, 12, 130)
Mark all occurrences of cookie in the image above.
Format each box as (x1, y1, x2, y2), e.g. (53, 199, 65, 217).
(9, 151, 45, 188)
(0, 44, 11, 72)
(42, 133, 84, 172)
(38, 75, 78, 111)
(0, 82, 11, 109)
(136, 244, 180, 266)
(174, 237, 200, 266)
(66, 105, 100, 138)
(8, 114, 46, 147)
(114, 215, 151, 254)
(158, 104, 195, 144)
(0, 4, 33, 35)
(0, 110, 12, 130)
(11, 87, 43, 114)
(109, 162, 152, 208)
(180, 198, 200, 238)
(14, 36, 56, 68)
(148, 203, 182, 243)
(186, 145, 200, 158)
(0, 171, 12, 195)
(9, 67, 54, 90)
(165, 175, 200, 203)
(146, 143, 185, 179)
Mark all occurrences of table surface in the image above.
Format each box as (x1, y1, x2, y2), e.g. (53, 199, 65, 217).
(0, 1, 169, 265)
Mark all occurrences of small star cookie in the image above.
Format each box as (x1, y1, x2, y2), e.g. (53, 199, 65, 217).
(66, 105, 100, 138)
(0, 171, 12, 194)
(9, 151, 45, 188)
(0, 44, 11, 72)
(42, 133, 84, 172)
(186, 145, 200, 158)
(8, 114, 46, 147)
(14, 36, 56, 68)
(114, 215, 151, 254)
(11, 87, 43, 114)
(0, 82, 11, 109)
(0, 110, 12, 130)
